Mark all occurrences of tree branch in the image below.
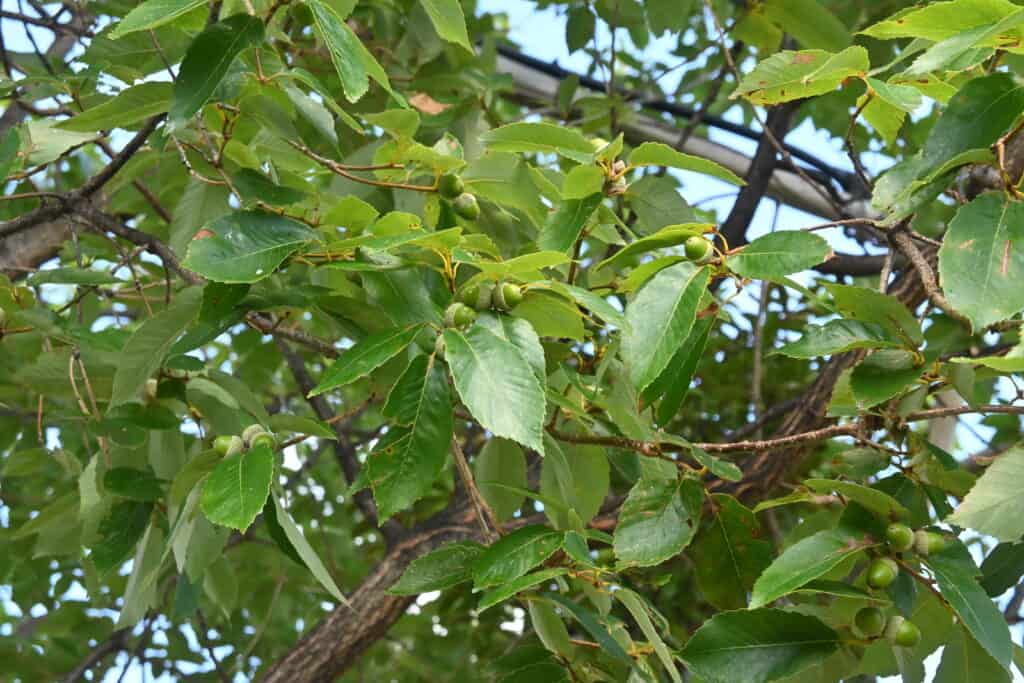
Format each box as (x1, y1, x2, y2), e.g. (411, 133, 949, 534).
(259, 519, 478, 682)
(889, 226, 971, 328)
(61, 627, 130, 683)
(272, 337, 402, 542)
(719, 102, 799, 248)
(75, 204, 203, 286)
(0, 115, 166, 242)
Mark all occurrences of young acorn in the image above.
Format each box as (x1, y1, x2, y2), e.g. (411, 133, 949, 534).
(452, 193, 480, 221)
(214, 434, 245, 457)
(912, 530, 947, 556)
(250, 431, 277, 451)
(885, 523, 915, 553)
(459, 282, 494, 311)
(854, 606, 886, 638)
(866, 557, 899, 589)
(884, 616, 921, 648)
(684, 235, 712, 262)
(242, 423, 268, 447)
(491, 282, 524, 311)
(444, 302, 477, 328)
(437, 173, 464, 200)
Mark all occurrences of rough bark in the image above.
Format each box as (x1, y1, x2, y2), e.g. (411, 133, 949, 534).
(0, 9, 87, 279)
(260, 512, 478, 682)
(0, 220, 68, 278)
(724, 266, 928, 501)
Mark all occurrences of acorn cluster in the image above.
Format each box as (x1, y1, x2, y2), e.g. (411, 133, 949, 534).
(437, 173, 480, 221)
(852, 523, 948, 649)
(213, 423, 277, 457)
(442, 280, 525, 332)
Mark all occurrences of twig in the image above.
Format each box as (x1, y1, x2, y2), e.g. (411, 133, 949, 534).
(79, 116, 165, 197)
(550, 402, 1024, 463)
(548, 422, 858, 457)
(845, 95, 873, 190)
(879, 243, 894, 293)
(0, 116, 165, 241)
(751, 280, 771, 438)
(904, 403, 1024, 422)
(247, 313, 338, 358)
(289, 141, 437, 193)
(195, 611, 231, 683)
(61, 628, 130, 683)
(450, 436, 499, 543)
(76, 204, 203, 286)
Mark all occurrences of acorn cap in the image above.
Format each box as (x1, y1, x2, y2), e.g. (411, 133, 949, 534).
(242, 423, 268, 446)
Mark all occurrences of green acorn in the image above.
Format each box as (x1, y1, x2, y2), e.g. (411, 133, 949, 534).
(854, 607, 886, 638)
(885, 523, 914, 553)
(214, 435, 244, 457)
(885, 616, 921, 648)
(242, 423, 268, 447)
(458, 283, 488, 311)
(491, 282, 523, 311)
(866, 557, 899, 589)
(249, 431, 277, 451)
(444, 302, 477, 328)
(438, 173, 464, 200)
(452, 193, 480, 220)
(913, 530, 947, 557)
(684, 235, 712, 262)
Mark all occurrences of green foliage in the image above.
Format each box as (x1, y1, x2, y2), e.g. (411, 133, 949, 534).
(4, 0, 1024, 681)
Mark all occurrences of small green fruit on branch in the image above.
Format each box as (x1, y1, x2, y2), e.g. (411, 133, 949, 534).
(913, 530, 946, 556)
(684, 235, 712, 262)
(867, 557, 899, 589)
(885, 523, 914, 553)
(214, 435, 245, 457)
(250, 432, 277, 450)
(459, 282, 492, 311)
(452, 193, 480, 220)
(214, 425, 277, 457)
(492, 282, 523, 311)
(854, 607, 886, 638)
(242, 423, 268, 446)
(242, 423, 277, 450)
(438, 173, 464, 200)
(444, 302, 477, 328)
(457, 282, 522, 312)
(885, 616, 921, 648)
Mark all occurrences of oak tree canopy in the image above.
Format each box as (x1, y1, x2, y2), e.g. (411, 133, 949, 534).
(3, 0, 1024, 681)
